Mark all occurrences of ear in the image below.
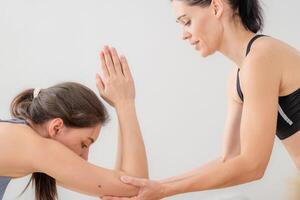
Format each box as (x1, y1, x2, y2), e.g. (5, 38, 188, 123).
(47, 118, 64, 138)
(211, 0, 224, 18)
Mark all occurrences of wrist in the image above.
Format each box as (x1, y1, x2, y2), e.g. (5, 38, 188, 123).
(115, 100, 135, 111)
(159, 180, 186, 198)
(159, 181, 173, 198)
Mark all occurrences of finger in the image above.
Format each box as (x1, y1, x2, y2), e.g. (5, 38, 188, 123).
(110, 47, 123, 75)
(96, 73, 105, 93)
(103, 46, 116, 75)
(120, 176, 147, 187)
(100, 51, 109, 78)
(120, 56, 132, 79)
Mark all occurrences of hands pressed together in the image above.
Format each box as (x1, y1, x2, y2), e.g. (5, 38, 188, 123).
(96, 46, 165, 200)
(96, 46, 135, 109)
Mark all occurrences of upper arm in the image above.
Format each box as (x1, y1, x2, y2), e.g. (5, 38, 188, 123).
(238, 53, 281, 172)
(222, 67, 243, 161)
(31, 136, 139, 197)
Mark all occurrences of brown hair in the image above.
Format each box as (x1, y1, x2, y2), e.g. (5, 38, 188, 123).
(10, 82, 108, 200)
(171, 0, 264, 33)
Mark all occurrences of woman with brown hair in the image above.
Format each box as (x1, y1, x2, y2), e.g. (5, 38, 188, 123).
(0, 46, 148, 200)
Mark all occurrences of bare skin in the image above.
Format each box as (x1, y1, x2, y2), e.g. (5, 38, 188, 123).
(102, 0, 300, 199)
(0, 46, 148, 198)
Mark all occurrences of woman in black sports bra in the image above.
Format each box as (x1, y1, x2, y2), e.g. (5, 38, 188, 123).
(103, 0, 300, 199)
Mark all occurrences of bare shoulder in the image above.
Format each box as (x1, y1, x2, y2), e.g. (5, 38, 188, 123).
(247, 37, 280, 61)
(240, 37, 283, 91)
(246, 36, 299, 65)
(0, 123, 43, 177)
(0, 123, 43, 146)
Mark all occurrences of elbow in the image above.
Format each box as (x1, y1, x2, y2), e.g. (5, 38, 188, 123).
(254, 165, 266, 180)
(250, 168, 265, 181)
(246, 161, 267, 181)
(237, 155, 267, 182)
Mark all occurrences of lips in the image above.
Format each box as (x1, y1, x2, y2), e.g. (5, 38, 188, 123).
(190, 41, 199, 50)
(191, 41, 199, 45)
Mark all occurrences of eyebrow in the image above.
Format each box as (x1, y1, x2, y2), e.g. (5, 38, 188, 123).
(176, 14, 187, 23)
(88, 137, 95, 144)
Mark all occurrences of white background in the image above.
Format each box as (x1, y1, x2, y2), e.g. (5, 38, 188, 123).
(1, 0, 299, 199)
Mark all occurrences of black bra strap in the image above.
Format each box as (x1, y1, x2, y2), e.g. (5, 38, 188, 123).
(246, 34, 267, 56)
(237, 68, 244, 101)
(237, 34, 269, 102)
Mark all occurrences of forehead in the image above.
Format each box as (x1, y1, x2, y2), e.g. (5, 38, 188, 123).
(172, 1, 191, 18)
(172, 1, 210, 19)
(90, 124, 101, 139)
(79, 124, 101, 140)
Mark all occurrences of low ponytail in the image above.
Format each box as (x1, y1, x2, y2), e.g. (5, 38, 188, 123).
(11, 89, 58, 200)
(30, 173, 58, 200)
(10, 88, 34, 120)
(231, 0, 264, 33)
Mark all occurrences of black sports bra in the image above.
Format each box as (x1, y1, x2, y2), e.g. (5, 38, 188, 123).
(236, 34, 300, 140)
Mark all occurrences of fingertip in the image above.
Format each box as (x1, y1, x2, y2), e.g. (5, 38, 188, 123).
(96, 73, 100, 80)
(119, 55, 125, 61)
(120, 176, 130, 183)
(103, 46, 109, 53)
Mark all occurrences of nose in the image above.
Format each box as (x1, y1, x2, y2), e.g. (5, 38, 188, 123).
(182, 30, 191, 40)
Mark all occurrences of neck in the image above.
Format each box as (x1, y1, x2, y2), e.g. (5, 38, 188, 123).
(218, 21, 256, 67)
(28, 121, 49, 138)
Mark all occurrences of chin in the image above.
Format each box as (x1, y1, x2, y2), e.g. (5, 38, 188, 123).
(199, 46, 216, 58)
(198, 49, 210, 58)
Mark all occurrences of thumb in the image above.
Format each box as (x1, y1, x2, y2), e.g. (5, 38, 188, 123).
(120, 176, 147, 187)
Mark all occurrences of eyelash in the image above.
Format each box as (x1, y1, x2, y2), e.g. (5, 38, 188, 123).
(184, 20, 191, 26)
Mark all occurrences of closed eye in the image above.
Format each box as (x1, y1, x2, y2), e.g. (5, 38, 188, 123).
(184, 20, 191, 26)
(81, 143, 88, 149)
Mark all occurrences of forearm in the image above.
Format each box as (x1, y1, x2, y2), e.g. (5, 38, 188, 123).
(36, 138, 139, 197)
(161, 155, 263, 197)
(115, 126, 123, 170)
(115, 101, 148, 178)
(161, 158, 221, 183)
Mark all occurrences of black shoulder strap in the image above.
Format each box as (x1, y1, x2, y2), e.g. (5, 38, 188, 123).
(238, 34, 268, 101)
(246, 34, 267, 56)
(236, 68, 244, 101)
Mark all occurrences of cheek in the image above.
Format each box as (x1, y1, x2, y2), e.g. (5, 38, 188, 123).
(56, 136, 82, 155)
(190, 15, 215, 53)
(202, 20, 223, 56)
(191, 18, 206, 39)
